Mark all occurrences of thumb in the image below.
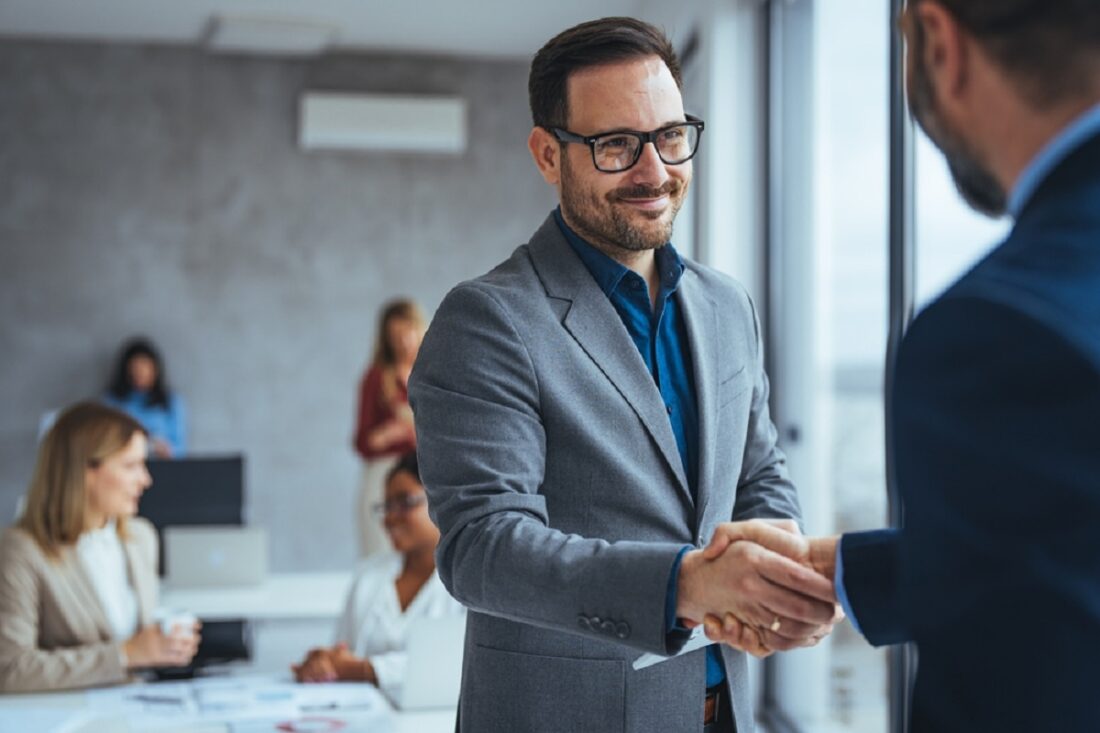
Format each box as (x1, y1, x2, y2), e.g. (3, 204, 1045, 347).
(703, 520, 810, 563)
(701, 526, 735, 560)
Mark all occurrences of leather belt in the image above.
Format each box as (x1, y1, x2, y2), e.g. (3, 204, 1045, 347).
(704, 687, 720, 726)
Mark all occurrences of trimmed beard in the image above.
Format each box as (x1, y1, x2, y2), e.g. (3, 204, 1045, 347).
(908, 28, 1007, 217)
(559, 151, 685, 252)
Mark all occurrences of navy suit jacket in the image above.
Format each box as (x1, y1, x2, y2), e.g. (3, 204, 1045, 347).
(841, 131, 1100, 731)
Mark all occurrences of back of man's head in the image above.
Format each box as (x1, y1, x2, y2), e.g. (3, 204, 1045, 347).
(528, 17, 681, 131)
(915, 0, 1100, 108)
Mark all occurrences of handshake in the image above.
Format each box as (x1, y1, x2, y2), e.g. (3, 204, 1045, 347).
(675, 519, 841, 658)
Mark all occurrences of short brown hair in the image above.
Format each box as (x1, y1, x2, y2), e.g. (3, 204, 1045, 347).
(529, 17, 682, 130)
(912, 0, 1100, 108)
(18, 402, 146, 558)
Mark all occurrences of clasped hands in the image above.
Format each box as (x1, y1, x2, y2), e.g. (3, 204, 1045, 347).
(292, 642, 378, 684)
(675, 519, 841, 658)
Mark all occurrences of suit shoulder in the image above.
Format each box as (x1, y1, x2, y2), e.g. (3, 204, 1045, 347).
(936, 231, 1100, 363)
(436, 245, 539, 315)
(465, 245, 538, 296)
(0, 527, 48, 576)
(0, 526, 40, 558)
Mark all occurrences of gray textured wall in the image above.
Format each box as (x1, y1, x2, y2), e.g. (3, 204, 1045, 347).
(0, 41, 555, 570)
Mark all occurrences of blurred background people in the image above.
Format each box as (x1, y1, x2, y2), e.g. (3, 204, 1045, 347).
(103, 337, 187, 458)
(293, 451, 463, 701)
(353, 300, 425, 557)
(0, 402, 199, 693)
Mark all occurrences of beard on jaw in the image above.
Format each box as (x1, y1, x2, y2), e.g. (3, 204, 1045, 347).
(559, 151, 686, 253)
(908, 37, 1007, 217)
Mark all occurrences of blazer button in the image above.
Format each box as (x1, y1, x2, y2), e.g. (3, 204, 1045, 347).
(577, 615, 591, 631)
(600, 620, 616, 636)
(589, 616, 602, 628)
(616, 622, 631, 640)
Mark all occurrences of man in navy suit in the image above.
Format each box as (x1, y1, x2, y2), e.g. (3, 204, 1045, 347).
(704, 0, 1100, 730)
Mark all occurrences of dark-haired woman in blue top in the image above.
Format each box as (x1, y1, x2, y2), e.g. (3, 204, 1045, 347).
(103, 338, 187, 458)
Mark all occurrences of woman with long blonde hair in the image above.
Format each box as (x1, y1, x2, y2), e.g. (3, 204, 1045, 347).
(353, 299, 426, 557)
(0, 402, 199, 692)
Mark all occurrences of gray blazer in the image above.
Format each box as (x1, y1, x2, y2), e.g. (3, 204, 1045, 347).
(0, 517, 158, 693)
(409, 215, 801, 733)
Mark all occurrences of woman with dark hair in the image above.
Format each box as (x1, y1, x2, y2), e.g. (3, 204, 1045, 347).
(103, 337, 187, 458)
(0, 402, 199, 693)
(353, 300, 425, 557)
(293, 451, 463, 701)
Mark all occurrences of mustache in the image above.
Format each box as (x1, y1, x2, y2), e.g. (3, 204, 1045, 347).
(607, 180, 683, 202)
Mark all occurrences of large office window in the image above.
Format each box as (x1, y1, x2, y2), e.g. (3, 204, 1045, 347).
(765, 2, 1013, 732)
(813, 1, 890, 730)
(765, 0, 890, 730)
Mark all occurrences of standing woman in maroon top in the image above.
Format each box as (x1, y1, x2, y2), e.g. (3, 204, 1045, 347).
(353, 299, 425, 557)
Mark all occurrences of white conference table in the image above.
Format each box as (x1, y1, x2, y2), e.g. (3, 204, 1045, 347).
(161, 572, 352, 676)
(161, 571, 352, 621)
(0, 675, 456, 733)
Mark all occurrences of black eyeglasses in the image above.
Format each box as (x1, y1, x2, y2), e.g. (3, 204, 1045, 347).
(372, 493, 427, 517)
(551, 115, 705, 173)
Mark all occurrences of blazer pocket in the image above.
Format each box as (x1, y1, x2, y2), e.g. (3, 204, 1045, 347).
(464, 645, 625, 733)
(717, 365, 752, 409)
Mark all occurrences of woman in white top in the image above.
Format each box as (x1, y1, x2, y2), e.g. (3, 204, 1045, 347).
(0, 402, 200, 692)
(293, 451, 464, 700)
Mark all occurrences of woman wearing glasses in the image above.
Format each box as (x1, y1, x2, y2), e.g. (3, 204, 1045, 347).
(293, 451, 463, 700)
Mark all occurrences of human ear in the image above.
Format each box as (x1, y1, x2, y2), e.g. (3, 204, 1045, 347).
(913, 1, 969, 101)
(527, 126, 562, 186)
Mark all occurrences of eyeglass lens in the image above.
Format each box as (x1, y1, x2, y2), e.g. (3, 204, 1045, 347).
(373, 493, 427, 515)
(593, 124, 700, 172)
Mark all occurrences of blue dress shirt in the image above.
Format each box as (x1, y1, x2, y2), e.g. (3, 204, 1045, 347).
(553, 208, 725, 688)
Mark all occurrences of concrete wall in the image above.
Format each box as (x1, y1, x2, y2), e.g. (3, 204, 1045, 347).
(0, 40, 555, 570)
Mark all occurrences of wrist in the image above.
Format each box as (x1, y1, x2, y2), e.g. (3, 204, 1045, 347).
(809, 535, 840, 581)
(362, 658, 378, 685)
(674, 549, 705, 623)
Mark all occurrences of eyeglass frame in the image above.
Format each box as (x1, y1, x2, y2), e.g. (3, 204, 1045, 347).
(371, 493, 428, 517)
(549, 114, 706, 173)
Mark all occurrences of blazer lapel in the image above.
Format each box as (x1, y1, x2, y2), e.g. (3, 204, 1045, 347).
(677, 271, 720, 541)
(61, 548, 114, 640)
(123, 536, 156, 625)
(527, 215, 692, 505)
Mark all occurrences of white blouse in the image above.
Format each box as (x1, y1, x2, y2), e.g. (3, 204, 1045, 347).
(75, 521, 138, 641)
(334, 552, 465, 702)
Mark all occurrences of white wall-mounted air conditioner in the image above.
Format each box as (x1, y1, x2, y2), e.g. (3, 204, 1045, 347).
(299, 92, 467, 154)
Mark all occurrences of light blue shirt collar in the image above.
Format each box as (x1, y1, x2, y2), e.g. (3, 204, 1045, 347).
(1007, 102, 1100, 217)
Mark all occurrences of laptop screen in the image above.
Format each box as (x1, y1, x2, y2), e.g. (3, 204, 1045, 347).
(139, 455, 245, 576)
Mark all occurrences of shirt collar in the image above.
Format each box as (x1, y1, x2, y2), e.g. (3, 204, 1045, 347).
(1008, 102, 1100, 218)
(552, 207, 685, 297)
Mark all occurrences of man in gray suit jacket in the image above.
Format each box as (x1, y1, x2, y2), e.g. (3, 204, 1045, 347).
(409, 17, 837, 733)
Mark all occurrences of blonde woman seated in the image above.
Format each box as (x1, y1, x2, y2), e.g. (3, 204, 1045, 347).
(293, 452, 463, 701)
(0, 403, 199, 693)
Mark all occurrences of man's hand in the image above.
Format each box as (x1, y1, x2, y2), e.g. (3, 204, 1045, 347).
(676, 520, 837, 656)
(693, 524, 842, 656)
(703, 523, 839, 581)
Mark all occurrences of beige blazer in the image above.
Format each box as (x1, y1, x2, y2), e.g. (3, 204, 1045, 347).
(0, 517, 158, 693)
